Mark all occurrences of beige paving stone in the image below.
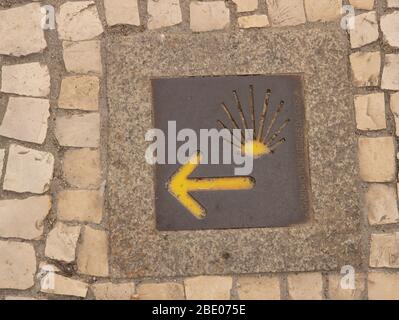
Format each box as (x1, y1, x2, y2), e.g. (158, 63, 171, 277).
(0, 149, 5, 178)
(349, 12, 379, 48)
(391, 92, 399, 136)
(349, 0, 374, 10)
(350, 51, 381, 87)
(368, 271, 399, 300)
(328, 273, 365, 300)
(104, 0, 140, 26)
(381, 54, 399, 90)
(354, 93, 386, 130)
(184, 276, 232, 300)
(63, 148, 102, 189)
(55, 113, 100, 148)
(0, 3, 47, 56)
(147, 0, 182, 29)
(137, 282, 185, 300)
(41, 273, 88, 298)
(388, 0, 399, 8)
(58, 190, 103, 223)
(366, 184, 399, 225)
(4, 296, 38, 300)
(0, 196, 51, 240)
(238, 15, 269, 28)
(3, 144, 54, 194)
(1, 62, 50, 98)
(57, 1, 104, 41)
(266, 0, 306, 27)
(0, 97, 50, 144)
(77, 226, 109, 277)
(58, 76, 99, 111)
(237, 276, 280, 300)
(304, 0, 342, 22)
(0, 240, 36, 290)
(232, 0, 258, 12)
(62, 41, 102, 74)
(190, 1, 230, 32)
(45, 222, 81, 263)
(92, 282, 136, 300)
(370, 232, 399, 268)
(358, 137, 396, 182)
(287, 273, 323, 300)
(381, 12, 399, 48)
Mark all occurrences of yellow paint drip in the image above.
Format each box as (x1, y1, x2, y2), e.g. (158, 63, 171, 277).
(168, 152, 255, 219)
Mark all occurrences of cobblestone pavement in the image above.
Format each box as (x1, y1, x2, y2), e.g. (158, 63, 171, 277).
(0, 0, 398, 300)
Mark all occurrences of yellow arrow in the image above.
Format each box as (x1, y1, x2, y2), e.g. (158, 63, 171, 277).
(167, 152, 255, 219)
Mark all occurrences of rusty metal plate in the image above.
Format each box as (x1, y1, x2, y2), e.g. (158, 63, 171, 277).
(153, 75, 310, 231)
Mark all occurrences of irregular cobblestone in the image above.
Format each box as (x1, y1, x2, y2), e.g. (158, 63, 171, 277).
(45, 222, 81, 263)
(0, 196, 51, 240)
(1, 62, 50, 98)
(3, 144, 54, 194)
(0, 3, 47, 56)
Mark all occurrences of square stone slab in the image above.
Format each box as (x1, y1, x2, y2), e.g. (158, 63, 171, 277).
(152, 75, 310, 231)
(106, 26, 363, 278)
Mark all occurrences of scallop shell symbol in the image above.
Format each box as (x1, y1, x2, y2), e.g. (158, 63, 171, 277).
(217, 85, 290, 159)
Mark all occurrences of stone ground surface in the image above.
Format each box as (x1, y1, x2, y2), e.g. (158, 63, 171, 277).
(0, 0, 398, 300)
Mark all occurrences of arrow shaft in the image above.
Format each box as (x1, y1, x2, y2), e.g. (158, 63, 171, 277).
(186, 177, 254, 191)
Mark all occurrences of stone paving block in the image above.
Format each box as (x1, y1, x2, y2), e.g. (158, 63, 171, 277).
(58, 190, 103, 223)
(0, 97, 50, 144)
(304, 0, 342, 22)
(350, 12, 379, 48)
(266, 0, 306, 26)
(190, 1, 230, 32)
(232, 0, 258, 12)
(4, 296, 38, 300)
(328, 273, 365, 300)
(41, 273, 88, 298)
(184, 276, 232, 300)
(77, 226, 109, 277)
(287, 273, 323, 300)
(381, 54, 399, 90)
(381, 12, 399, 48)
(62, 41, 102, 74)
(104, 0, 140, 26)
(350, 51, 381, 87)
(370, 232, 399, 268)
(3, 144, 54, 194)
(354, 93, 386, 130)
(55, 113, 100, 148)
(0, 3, 47, 56)
(391, 92, 399, 136)
(58, 76, 99, 111)
(91, 282, 136, 300)
(57, 1, 104, 41)
(349, 0, 374, 10)
(368, 271, 399, 300)
(137, 282, 185, 300)
(63, 148, 102, 189)
(366, 184, 399, 225)
(0, 149, 5, 179)
(237, 276, 280, 300)
(45, 222, 81, 263)
(238, 15, 269, 28)
(0, 240, 36, 290)
(358, 137, 396, 182)
(147, 0, 182, 30)
(1, 62, 50, 98)
(0, 196, 51, 240)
